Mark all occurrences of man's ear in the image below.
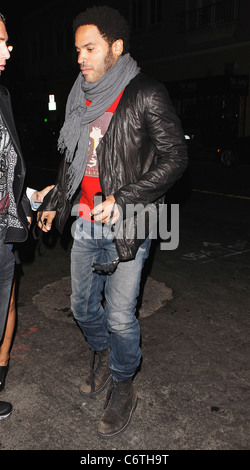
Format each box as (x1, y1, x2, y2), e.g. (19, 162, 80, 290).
(112, 39, 124, 57)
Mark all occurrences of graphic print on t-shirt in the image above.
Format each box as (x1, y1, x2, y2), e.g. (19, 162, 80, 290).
(85, 112, 113, 177)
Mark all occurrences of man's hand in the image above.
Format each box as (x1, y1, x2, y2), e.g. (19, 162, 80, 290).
(32, 185, 55, 204)
(90, 194, 120, 225)
(37, 210, 56, 232)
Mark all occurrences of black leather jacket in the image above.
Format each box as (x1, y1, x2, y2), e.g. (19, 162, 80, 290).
(45, 73, 188, 260)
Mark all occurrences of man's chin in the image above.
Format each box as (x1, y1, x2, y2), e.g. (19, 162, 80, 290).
(82, 73, 97, 83)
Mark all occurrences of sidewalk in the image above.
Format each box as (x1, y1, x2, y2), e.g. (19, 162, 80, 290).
(0, 201, 249, 454)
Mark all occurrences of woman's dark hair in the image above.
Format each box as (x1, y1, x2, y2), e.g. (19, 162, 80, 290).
(73, 5, 130, 54)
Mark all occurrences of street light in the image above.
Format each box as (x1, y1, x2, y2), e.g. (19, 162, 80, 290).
(48, 94, 56, 111)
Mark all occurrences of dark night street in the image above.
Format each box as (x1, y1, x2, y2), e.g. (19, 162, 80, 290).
(1, 0, 250, 461)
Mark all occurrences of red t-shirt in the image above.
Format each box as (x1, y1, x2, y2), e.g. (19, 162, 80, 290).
(79, 91, 124, 221)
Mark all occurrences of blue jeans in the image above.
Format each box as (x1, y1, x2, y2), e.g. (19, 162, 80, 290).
(71, 218, 151, 381)
(0, 238, 15, 342)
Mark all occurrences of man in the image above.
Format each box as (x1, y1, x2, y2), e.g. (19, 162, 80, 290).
(39, 6, 188, 437)
(0, 12, 53, 420)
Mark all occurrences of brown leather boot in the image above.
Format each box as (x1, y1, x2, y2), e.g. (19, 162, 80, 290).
(97, 378, 138, 438)
(80, 349, 111, 396)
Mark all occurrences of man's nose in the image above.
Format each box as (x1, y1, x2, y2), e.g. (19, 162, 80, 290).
(78, 50, 87, 64)
(1, 43, 10, 59)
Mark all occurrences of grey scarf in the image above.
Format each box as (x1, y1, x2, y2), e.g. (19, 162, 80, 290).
(58, 53, 140, 200)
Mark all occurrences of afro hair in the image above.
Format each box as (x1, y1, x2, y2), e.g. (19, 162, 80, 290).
(73, 5, 130, 54)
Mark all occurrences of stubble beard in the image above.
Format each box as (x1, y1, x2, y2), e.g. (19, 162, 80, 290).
(82, 47, 117, 83)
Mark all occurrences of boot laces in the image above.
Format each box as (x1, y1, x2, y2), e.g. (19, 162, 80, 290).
(103, 381, 120, 410)
(89, 349, 108, 395)
(103, 379, 132, 410)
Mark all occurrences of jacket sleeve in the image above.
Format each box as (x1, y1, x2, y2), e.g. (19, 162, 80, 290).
(37, 155, 72, 233)
(20, 192, 33, 218)
(114, 83, 188, 217)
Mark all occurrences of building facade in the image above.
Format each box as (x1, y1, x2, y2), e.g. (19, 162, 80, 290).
(130, 0, 250, 139)
(3, 0, 250, 156)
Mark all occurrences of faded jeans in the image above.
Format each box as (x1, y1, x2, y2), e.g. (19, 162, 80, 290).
(71, 217, 151, 381)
